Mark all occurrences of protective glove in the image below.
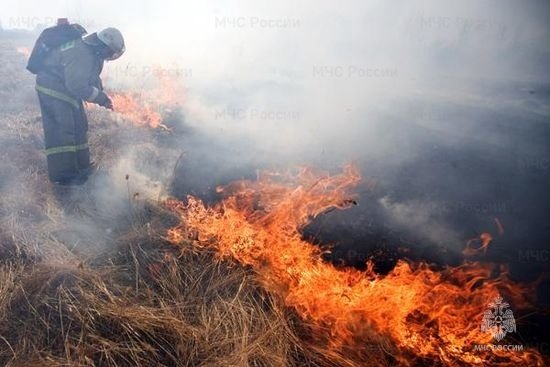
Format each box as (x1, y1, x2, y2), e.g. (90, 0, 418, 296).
(95, 92, 113, 110)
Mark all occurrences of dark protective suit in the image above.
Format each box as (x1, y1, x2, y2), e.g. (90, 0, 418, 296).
(36, 38, 104, 185)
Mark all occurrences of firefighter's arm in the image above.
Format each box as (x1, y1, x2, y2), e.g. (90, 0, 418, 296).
(63, 55, 101, 103)
(64, 57, 112, 109)
(93, 77, 112, 109)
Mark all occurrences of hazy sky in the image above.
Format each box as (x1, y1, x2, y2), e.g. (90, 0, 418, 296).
(3, 0, 549, 79)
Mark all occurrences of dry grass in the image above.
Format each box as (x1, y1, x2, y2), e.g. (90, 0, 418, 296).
(0, 245, 308, 366)
(0, 204, 376, 367)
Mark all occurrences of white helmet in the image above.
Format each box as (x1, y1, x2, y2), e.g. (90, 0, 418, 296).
(97, 27, 125, 60)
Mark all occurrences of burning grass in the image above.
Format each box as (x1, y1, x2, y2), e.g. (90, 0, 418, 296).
(165, 167, 547, 366)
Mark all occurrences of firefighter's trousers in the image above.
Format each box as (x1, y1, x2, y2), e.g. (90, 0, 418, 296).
(36, 83, 90, 185)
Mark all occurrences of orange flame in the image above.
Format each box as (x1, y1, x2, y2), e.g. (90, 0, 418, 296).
(463, 218, 505, 257)
(101, 69, 185, 129)
(464, 232, 493, 257)
(166, 165, 544, 366)
(111, 92, 166, 129)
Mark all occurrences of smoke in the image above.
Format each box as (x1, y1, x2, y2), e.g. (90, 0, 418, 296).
(379, 196, 461, 247)
(1, 1, 550, 264)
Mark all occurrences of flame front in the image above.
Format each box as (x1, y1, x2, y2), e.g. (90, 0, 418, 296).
(166, 165, 544, 366)
(111, 92, 164, 129)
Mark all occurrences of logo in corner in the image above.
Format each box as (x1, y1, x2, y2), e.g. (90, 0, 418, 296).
(481, 295, 516, 342)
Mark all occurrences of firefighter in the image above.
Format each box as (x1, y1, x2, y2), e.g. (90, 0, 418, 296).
(35, 27, 125, 185)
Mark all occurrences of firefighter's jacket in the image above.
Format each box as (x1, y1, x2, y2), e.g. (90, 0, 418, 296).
(35, 39, 103, 184)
